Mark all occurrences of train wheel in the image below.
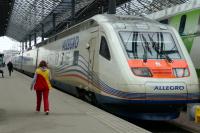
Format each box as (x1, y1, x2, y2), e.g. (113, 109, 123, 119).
(86, 92, 98, 106)
(76, 87, 85, 100)
(76, 88, 98, 106)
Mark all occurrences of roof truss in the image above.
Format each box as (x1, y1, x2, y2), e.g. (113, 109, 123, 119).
(5, 0, 189, 42)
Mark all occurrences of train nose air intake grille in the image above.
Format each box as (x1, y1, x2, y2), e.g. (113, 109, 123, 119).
(151, 69, 172, 75)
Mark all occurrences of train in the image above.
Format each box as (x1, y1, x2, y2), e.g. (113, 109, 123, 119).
(12, 14, 200, 120)
(147, 0, 200, 77)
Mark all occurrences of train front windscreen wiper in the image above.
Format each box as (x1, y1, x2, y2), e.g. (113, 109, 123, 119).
(148, 33, 174, 63)
(160, 51, 173, 63)
(159, 50, 179, 63)
(140, 34, 148, 63)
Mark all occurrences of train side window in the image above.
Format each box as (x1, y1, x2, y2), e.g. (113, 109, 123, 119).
(73, 51, 79, 65)
(179, 15, 187, 35)
(159, 19, 168, 24)
(99, 36, 111, 60)
(197, 15, 200, 33)
(60, 52, 64, 65)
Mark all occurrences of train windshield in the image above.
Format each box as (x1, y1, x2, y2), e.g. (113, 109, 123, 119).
(119, 32, 182, 59)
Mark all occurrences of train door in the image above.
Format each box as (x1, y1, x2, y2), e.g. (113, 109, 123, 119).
(35, 48, 39, 70)
(88, 31, 98, 90)
(59, 52, 64, 66)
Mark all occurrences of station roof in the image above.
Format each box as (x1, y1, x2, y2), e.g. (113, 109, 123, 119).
(116, 0, 190, 15)
(1, 0, 190, 42)
(0, 0, 13, 37)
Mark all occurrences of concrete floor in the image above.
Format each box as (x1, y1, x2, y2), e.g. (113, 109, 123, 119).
(0, 67, 149, 133)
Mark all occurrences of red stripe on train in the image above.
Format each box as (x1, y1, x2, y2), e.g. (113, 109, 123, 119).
(128, 59, 189, 78)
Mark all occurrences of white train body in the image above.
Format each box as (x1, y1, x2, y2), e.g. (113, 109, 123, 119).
(13, 14, 200, 120)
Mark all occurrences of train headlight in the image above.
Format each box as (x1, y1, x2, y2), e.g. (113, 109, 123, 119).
(173, 68, 189, 78)
(131, 67, 152, 77)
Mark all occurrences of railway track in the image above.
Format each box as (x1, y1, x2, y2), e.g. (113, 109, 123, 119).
(124, 111, 200, 133)
(130, 120, 193, 133)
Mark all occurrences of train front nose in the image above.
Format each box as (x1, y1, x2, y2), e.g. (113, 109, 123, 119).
(128, 59, 191, 103)
(145, 82, 188, 103)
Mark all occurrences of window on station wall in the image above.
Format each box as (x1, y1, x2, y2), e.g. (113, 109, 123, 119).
(159, 19, 168, 24)
(179, 15, 187, 35)
(99, 36, 111, 60)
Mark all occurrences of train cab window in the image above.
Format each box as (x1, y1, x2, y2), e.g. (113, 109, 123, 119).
(179, 15, 187, 35)
(119, 32, 182, 60)
(99, 36, 111, 60)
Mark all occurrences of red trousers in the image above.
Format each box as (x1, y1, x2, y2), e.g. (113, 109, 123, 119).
(36, 90, 49, 112)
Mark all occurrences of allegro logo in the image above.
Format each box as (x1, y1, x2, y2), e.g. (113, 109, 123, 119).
(154, 86, 184, 91)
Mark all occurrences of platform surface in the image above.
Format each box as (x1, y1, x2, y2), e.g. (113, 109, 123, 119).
(0, 67, 149, 133)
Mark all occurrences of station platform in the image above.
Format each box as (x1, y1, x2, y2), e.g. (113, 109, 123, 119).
(0, 67, 149, 133)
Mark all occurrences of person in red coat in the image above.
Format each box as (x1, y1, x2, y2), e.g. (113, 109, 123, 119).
(31, 60, 52, 115)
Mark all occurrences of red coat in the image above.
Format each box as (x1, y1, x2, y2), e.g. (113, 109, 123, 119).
(33, 68, 52, 91)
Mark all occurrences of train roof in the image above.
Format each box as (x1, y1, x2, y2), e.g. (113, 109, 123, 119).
(147, 0, 200, 20)
(91, 14, 158, 24)
(37, 14, 167, 47)
(90, 14, 168, 31)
